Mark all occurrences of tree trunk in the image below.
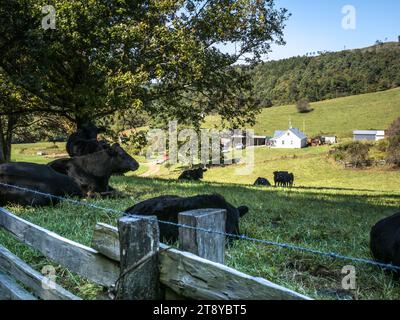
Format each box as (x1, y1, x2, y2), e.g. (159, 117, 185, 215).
(0, 115, 14, 163)
(4, 116, 13, 161)
(0, 118, 6, 163)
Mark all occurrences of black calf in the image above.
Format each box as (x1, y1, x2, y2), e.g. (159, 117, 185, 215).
(178, 167, 207, 181)
(66, 123, 108, 157)
(49, 144, 139, 196)
(254, 177, 271, 187)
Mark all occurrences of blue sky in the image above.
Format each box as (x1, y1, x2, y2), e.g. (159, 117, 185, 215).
(265, 0, 400, 60)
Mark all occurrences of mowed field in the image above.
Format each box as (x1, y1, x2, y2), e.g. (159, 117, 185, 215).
(1, 88, 400, 300)
(206, 87, 400, 138)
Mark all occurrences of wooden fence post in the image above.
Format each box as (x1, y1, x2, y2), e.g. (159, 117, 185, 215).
(116, 216, 163, 300)
(178, 209, 226, 264)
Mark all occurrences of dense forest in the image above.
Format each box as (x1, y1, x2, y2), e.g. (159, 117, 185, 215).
(251, 42, 400, 106)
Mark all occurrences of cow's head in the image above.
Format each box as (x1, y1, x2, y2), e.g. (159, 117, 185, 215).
(107, 144, 139, 174)
(79, 122, 101, 140)
(237, 206, 249, 218)
(195, 167, 207, 179)
(225, 204, 249, 244)
(205, 194, 249, 239)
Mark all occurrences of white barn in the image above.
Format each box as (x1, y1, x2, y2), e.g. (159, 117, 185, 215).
(353, 130, 385, 142)
(271, 128, 308, 149)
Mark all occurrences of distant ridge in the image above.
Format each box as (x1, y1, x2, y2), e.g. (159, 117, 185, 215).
(251, 42, 400, 107)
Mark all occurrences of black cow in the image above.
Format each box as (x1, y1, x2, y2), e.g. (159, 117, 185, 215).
(178, 167, 207, 181)
(125, 194, 249, 243)
(254, 177, 271, 187)
(273, 171, 294, 187)
(0, 163, 82, 206)
(66, 123, 108, 157)
(49, 144, 139, 196)
(370, 212, 400, 278)
(288, 173, 295, 187)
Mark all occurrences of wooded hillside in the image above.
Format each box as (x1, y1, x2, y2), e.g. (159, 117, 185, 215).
(251, 42, 400, 106)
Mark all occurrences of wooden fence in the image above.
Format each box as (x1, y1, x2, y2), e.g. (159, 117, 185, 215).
(0, 207, 311, 300)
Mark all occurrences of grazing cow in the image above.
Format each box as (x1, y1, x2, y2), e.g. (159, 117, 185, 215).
(0, 163, 82, 206)
(178, 167, 207, 181)
(66, 123, 108, 157)
(254, 177, 271, 187)
(370, 212, 400, 278)
(125, 194, 249, 242)
(49, 144, 139, 196)
(288, 173, 295, 187)
(273, 171, 295, 187)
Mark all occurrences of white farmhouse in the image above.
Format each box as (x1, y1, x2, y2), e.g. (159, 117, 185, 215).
(271, 128, 308, 149)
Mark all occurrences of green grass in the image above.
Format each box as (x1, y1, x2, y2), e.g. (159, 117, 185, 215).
(205, 87, 400, 138)
(11, 142, 67, 164)
(1, 175, 399, 300)
(2, 88, 400, 300)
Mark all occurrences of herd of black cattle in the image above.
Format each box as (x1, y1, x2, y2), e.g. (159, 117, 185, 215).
(0, 124, 399, 279)
(178, 167, 294, 188)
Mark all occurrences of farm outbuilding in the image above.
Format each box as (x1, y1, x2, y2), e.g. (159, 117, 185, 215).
(271, 128, 308, 149)
(353, 130, 385, 142)
(322, 136, 337, 144)
(221, 134, 268, 149)
(253, 135, 268, 146)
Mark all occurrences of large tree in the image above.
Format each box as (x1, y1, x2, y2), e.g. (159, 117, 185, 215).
(0, 72, 43, 162)
(0, 0, 288, 157)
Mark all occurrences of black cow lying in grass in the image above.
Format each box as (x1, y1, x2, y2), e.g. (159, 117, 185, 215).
(178, 167, 207, 181)
(48, 144, 139, 197)
(0, 163, 82, 206)
(0, 144, 138, 206)
(254, 177, 271, 187)
(273, 171, 294, 187)
(370, 212, 400, 278)
(66, 123, 108, 157)
(125, 194, 249, 243)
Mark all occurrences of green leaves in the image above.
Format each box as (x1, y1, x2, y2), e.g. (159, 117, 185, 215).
(0, 0, 288, 129)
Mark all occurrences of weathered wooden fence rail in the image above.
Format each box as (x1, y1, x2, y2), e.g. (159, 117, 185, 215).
(0, 207, 310, 300)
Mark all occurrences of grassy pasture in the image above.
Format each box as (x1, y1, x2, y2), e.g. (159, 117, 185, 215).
(206, 87, 400, 138)
(1, 174, 399, 300)
(2, 141, 400, 300)
(1, 87, 400, 300)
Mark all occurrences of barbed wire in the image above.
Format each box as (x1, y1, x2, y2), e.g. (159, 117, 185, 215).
(1, 181, 400, 272)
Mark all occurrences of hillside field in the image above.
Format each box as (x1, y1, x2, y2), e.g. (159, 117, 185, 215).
(206, 87, 400, 138)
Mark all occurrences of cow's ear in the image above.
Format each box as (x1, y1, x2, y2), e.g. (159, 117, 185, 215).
(238, 206, 249, 218)
(203, 168, 208, 172)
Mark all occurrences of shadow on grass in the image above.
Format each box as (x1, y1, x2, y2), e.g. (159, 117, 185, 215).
(115, 175, 399, 218)
(4, 173, 400, 300)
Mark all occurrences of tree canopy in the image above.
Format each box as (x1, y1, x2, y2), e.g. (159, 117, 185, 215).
(0, 0, 289, 130)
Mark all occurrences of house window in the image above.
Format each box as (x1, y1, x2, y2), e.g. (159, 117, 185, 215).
(282, 140, 285, 145)
(291, 140, 293, 145)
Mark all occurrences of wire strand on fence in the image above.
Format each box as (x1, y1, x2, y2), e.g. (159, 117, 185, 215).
(1, 181, 399, 272)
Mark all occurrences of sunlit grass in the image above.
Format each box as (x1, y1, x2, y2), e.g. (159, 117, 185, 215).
(205, 87, 400, 138)
(1, 172, 399, 300)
